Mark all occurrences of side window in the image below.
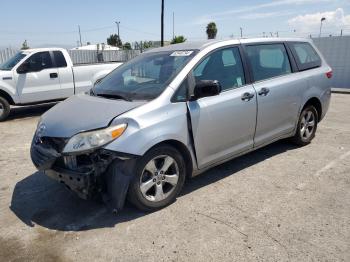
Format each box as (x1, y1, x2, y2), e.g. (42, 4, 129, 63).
(193, 56, 209, 77)
(26, 51, 53, 71)
(53, 51, 67, 68)
(193, 47, 245, 91)
(246, 44, 291, 82)
(290, 42, 321, 71)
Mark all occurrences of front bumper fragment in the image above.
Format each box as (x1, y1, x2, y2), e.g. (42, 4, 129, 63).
(45, 167, 94, 199)
(31, 136, 139, 209)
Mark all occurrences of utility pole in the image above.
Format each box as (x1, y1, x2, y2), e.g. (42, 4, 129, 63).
(240, 27, 243, 38)
(161, 0, 164, 46)
(172, 11, 175, 40)
(78, 25, 82, 47)
(319, 17, 326, 38)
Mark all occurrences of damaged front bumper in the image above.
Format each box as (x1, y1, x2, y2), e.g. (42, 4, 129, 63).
(30, 136, 138, 209)
(45, 166, 94, 199)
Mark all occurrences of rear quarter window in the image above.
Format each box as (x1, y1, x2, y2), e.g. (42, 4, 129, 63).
(289, 42, 321, 71)
(53, 51, 67, 68)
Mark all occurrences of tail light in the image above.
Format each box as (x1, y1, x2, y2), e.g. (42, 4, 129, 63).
(326, 70, 333, 79)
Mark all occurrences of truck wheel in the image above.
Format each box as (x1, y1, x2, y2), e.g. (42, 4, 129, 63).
(127, 145, 186, 212)
(291, 105, 318, 146)
(0, 96, 10, 122)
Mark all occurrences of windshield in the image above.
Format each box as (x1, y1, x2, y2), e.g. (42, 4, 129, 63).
(0, 52, 27, 71)
(93, 50, 197, 101)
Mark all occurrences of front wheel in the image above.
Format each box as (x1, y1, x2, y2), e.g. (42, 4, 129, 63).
(0, 96, 10, 122)
(292, 105, 318, 146)
(127, 145, 186, 211)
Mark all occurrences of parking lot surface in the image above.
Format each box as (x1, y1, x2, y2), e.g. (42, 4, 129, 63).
(0, 94, 349, 262)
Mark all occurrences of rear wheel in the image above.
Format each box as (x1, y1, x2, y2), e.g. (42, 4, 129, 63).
(292, 105, 318, 146)
(0, 96, 10, 122)
(127, 145, 186, 211)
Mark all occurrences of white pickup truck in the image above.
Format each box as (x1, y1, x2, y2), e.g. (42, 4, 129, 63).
(0, 48, 122, 121)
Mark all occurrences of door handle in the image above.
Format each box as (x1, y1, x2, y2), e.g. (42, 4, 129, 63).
(258, 87, 270, 96)
(50, 73, 58, 78)
(241, 92, 255, 101)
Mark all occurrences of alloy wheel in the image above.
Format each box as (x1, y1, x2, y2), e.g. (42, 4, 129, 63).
(139, 155, 179, 202)
(300, 110, 316, 140)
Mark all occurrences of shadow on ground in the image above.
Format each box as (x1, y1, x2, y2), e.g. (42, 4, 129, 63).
(7, 103, 57, 121)
(10, 140, 298, 231)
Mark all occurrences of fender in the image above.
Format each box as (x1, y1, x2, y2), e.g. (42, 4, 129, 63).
(104, 100, 198, 172)
(0, 83, 19, 104)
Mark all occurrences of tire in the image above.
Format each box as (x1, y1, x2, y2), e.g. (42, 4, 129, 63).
(0, 96, 10, 122)
(291, 105, 318, 146)
(127, 145, 186, 212)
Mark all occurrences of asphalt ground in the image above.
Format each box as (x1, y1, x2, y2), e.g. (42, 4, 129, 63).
(0, 94, 349, 261)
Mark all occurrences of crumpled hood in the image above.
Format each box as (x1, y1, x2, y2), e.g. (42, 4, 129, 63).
(40, 94, 146, 138)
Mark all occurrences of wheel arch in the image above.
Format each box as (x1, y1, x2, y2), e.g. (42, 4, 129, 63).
(303, 97, 322, 122)
(0, 89, 15, 105)
(147, 139, 194, 179)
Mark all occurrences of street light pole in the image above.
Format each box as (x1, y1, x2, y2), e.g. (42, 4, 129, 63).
(115, 21, 120, 38)
(319, 17, 326, 38)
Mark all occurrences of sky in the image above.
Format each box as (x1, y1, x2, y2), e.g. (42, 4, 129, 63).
(0, 0, 349, 48)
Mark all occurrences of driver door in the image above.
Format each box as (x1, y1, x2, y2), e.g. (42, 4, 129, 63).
(15, 51, 61, 104)
(187, 46, 257, 169)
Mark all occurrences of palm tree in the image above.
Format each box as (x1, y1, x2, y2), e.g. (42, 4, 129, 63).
(206, 22, 218, 39)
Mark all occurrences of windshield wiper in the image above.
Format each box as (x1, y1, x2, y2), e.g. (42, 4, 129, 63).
(95, 93, 132, 102)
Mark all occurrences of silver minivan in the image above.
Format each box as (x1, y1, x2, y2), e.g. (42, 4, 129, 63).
(31, 38, 332, 211)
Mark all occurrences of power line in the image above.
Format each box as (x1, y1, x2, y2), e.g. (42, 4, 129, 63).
(119, 25, 159, 36)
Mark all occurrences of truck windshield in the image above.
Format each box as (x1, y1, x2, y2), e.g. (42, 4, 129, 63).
(93, 50, 197, 101)
(0, 52, 27, 71)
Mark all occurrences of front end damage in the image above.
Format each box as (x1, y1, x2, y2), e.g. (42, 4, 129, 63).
(30, 135, 138, 210)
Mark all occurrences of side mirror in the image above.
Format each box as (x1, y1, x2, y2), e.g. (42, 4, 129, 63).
(17, 62, 30, 74)
(191, 80, 222, 100)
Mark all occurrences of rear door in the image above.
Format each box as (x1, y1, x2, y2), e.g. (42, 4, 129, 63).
(187, 46, 257, 169)
(15, 51, 61, 103)
(244, 43, 306, 147)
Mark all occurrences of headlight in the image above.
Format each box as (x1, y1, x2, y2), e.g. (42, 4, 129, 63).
(63, 123, 127, 153)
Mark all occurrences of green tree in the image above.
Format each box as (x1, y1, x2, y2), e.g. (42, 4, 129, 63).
(171, 35, 187, 44)
(123, 42, 132, 50)
(142, 41, 153, 49)
(206, 22, 218, 39)
(107, 34, 122, 48)
(21, 40, 29, 50)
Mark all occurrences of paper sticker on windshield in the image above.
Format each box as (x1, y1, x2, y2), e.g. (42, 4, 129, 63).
(170, 51, 193, 57)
